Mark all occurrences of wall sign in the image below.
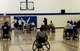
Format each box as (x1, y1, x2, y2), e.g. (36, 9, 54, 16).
(14, 16, 37, 27)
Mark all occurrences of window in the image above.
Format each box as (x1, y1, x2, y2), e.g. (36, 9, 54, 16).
(20, 1, 34, 10)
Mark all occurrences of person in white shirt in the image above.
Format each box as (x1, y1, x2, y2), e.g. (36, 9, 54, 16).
(66, 21, 72, 29)
(65, 21, 72, 39)
(18, 19, 23, 30)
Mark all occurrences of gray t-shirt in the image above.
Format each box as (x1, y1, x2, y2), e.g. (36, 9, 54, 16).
(36, 31, 47, 38)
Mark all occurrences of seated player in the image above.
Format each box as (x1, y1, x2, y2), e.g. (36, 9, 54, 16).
(72, 22, 78, 40)
(36, 27, 48, 45)
(1, 22, 11, 38)
(49, 20, 55, 33)
(23, 21, 30, 33)
(31, 22, 36, 31)
(64, 21, 72, 39)
(18, 18, 23, 30)
(31, 22, 35, 27)
(49, 20, 53, 28)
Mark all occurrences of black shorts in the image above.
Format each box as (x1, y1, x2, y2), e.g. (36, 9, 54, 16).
(38, 37, 46, 44)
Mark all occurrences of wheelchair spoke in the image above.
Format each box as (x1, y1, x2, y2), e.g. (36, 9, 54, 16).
(45, 41, 50, 50)
(33, 47, 37, 51)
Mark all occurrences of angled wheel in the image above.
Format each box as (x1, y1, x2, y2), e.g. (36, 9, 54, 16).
(32, 40, 37, 51)
(32, 40, 44, 51)
(44, 41, 50, 50)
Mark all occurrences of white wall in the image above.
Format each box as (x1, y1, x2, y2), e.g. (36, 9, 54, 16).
(37, 15, 80, 28)
(0, 0, 80, 13)
(11, 15, 80, 28)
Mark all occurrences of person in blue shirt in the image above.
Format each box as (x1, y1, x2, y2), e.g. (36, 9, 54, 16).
(72, 22, 78, 40)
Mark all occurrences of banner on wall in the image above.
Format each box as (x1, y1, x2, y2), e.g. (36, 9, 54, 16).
(14, 16, 37, 27)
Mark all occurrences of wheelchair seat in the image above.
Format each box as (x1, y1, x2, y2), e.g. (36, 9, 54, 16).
(37, 37, 47, 44)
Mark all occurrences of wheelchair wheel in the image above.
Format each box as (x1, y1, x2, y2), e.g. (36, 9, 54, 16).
(73, 31, 79, 41)
(32, 40, 44, 51)
(32, 40, 38, 51)
(75, 32, 79, 40)
(2, 33, 11, 40)
(44, 41, 50, 50)
(32, 40, 50, 51)
(74, 34, 79, 40)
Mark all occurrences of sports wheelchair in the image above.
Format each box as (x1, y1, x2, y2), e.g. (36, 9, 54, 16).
(32, 39, 50, 51)
(63, 29, 79, 40)
(40, 25, 55, 33)
(1, 32, 11, 40)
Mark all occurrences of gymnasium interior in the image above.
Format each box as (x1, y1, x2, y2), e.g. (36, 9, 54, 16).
(0, 0, 80, 51)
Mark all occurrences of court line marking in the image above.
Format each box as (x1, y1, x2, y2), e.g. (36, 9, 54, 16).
(17, 40, 24, 51)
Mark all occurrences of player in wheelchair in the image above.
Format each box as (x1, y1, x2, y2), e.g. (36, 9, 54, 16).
(23, 22, 31, 33)
(63, 21, 79, 40)
(63, 21, 73, 40)
(63, 29, 73, 40)
(72, 22, 79, 40)
(30, 22, 36, 32)
(49, 20, 55, 33)
(32, 28, 50, 51)
(1, 22, 11, 40)
(40, 21, 55, 34)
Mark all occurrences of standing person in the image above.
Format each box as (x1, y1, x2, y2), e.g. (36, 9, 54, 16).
(43, 18, 47, 26)
(43, 18, 47, 31)
(1, 22, 11, 39)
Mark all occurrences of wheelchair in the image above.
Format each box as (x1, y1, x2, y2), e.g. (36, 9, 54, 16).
(32, 39, 50, 51)
(63, 29, 70, 39)
(49, 26, 55, 33)
(1, 32, 11, 40)
(72, 30, 79, 40)
(63, 30, 69, 40)
(41, 25, 55, 35)
(63, 29, 79, 40)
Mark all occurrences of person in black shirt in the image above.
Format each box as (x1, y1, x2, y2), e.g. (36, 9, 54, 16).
(1, 22, 11, 38)
(43, 18, 47, 26)
(13, 21, 18, 30)
(43, 18, 47, 31)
